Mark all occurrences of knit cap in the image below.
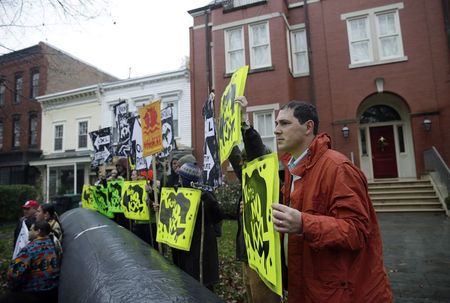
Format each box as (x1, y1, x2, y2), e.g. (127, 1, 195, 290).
(177, 154, 197, 168)
(178, 163, 202, 184)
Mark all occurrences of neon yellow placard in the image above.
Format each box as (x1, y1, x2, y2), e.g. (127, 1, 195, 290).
(81, 185, 95, 210)
(121, 180, 149, 220)
(219, 65, 249, 164)
(156, 187, 201, 251)
(107, 179, 124, 213)
(242, 152, 282, 296)
(92, 185, 114, 218)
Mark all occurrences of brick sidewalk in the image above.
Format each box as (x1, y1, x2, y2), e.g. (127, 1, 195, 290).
(378, 213, 450, 303)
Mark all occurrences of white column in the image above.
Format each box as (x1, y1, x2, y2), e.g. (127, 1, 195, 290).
(46, 165, 50, 203)
(74, 163, 77, 194)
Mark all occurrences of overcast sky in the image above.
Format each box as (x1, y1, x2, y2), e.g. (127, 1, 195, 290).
(1, 0, 210, 79)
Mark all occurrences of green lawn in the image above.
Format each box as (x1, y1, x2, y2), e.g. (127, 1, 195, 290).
(216, 220, 246, 302)
(0, 220, 245, 301)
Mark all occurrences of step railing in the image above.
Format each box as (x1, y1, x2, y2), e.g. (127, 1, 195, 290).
(424, 146, 450, 214)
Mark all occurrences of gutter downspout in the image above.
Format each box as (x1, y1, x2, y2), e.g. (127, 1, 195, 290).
(304, 0, 316, 106)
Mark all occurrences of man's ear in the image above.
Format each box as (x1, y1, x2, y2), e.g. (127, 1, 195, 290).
(305, 120, 315, 135)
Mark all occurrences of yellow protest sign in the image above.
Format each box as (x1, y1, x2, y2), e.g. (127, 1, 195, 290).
(219, 65, 249, 163)
(92, 185, 114, 218)
(139, 100, 163, 156)
(156, 187, 201, 251)
(242, 152, 282, 296)
(81, 185, 95, 210)
(121, 180, 149, 220)
(107, 179, 124, 213)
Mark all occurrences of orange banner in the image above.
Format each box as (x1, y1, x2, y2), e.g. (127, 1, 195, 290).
(139, 100, 163, 156)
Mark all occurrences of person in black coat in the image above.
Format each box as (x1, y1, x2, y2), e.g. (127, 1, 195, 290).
(172, 162, 224, 291)
(13, 200, 40, 250)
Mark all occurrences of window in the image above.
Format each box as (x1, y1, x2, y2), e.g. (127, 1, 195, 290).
(0, 120, 3, 149)
(0, 80, 5, 105)
(30, 70, 40, 98)
(342, 3, 405, 67)
(78, 121, 88, 149)
(225, 27, 245, 73)
(12, 116, 20, 148)
(29, 114, 38, 146)
(54, 124, 64, 151)
(397, 125, 405, 153)
(14, 75, 23, 103)
(161, 100, 179, 138)
(249, 22, 271, 69)
(253, 111, 276, 153)
(290, 28, 309, 76)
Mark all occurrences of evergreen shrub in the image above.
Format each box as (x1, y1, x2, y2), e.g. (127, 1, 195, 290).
(0, 185, 39, 222)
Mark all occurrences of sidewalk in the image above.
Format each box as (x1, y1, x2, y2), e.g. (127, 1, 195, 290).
(378, 213, 450, 303)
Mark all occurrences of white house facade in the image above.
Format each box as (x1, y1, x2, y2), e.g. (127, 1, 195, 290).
(31, 68, 192, 202)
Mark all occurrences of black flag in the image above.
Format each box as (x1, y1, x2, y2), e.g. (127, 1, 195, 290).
(159, 105, 175, 159)
(202, 92, 222, 188)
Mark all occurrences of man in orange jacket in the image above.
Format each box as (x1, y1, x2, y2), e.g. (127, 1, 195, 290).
(272, 101, 392, 302)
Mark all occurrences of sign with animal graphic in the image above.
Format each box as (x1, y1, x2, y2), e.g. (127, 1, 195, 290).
(121, 180, 149, 220)
(92, 184, 114, 218)
(139, 100, 163, 156)
(242, 152, 282, 296)
(130, 116, 152, 171)
(107, 179, 124, 213)
(114, 101, 133, 157)
(81, 185, 96, 210)
(156, 187, 201, 251)
(159, 105, 175, 159)
(202, 92, 221, 189)
(89, 127, 113, 167)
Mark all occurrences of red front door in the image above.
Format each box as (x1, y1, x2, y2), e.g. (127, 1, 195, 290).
(370, 125, 398, 178)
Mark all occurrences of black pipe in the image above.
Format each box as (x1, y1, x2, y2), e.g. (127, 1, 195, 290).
(59, 208, 222, 303)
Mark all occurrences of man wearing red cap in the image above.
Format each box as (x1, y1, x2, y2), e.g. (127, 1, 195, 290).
(13, 200, 40, 249)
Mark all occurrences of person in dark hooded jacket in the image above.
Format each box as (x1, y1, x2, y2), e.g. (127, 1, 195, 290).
(172, 162, 224, 291)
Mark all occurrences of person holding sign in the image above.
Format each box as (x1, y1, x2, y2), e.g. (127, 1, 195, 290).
(229, 96, 281, 302)
(272, 101, 392, 302)
(173, 162, 224, 291)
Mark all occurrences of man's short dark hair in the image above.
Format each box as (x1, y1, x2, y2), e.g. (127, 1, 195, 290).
(34, 220, 51, 236)
(281, 101, 319, 135)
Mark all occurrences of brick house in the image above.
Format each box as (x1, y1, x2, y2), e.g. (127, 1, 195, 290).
(0, 42, 118, 185)
(188, 0, 450, 182)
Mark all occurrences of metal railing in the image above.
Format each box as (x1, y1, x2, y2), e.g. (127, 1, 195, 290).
(222, 0, 266, 10)
(424, 146, 450, 196)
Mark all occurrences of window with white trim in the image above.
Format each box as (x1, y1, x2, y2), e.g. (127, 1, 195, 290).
(253, 111, 276, 153)
(249, 22, 271, 69)
(29, 114, 38, 146)
(12, 116, 20, 148)
(225, 26, 245, 73)
(342, 3, 405, 66)
(161, 99, 179, 138)
(290, 28, 309, 75)
(54, 124, 64, 151)
(78, 120, 88, 149)
(0, 81, 5, 105)
(0, 120, 3, 149)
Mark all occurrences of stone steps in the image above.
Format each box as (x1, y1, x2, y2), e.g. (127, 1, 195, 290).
(368, 179, 445, 213)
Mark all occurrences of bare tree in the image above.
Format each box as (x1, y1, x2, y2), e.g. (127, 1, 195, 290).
(0, 0, 111, 52)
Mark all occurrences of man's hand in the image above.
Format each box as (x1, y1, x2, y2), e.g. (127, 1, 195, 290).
(272, 203, 303, 234)
(235, 96, 248, 107)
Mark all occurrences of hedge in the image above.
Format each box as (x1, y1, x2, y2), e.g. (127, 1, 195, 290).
(214, 181, 241, 219)
(0, 185, 40, 222)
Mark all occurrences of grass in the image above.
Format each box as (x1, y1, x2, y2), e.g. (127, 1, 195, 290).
(0, 220, 245, 301)
(216, 220, 246, 302)
(0, 223, 14, 294)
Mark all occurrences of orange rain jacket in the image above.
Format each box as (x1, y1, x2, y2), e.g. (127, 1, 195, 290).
(281, 133, 392, 302)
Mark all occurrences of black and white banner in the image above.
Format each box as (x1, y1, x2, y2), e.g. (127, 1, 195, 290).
(202, 92, 222, 188)
(90, 127, 113, 167)
(159, 105, 175, 159)
(114, 101, 133, 157)
(131, 115, 152, 170)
